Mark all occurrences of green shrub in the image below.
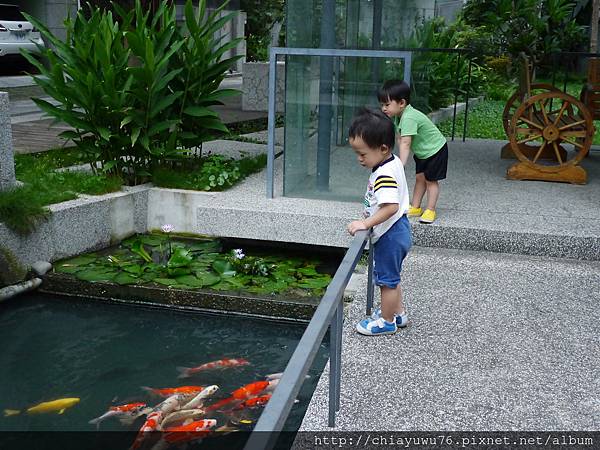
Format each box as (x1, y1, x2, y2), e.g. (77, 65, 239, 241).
(22, 0, 241, 185)
(152, 153, 267, 191)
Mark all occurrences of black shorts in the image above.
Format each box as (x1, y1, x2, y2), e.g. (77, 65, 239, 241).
(414, 142, 448, 181)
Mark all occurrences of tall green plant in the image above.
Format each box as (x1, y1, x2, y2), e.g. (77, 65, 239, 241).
(22, 0, 241, 184)
(22, 8, 134, 178)
(170, 0, 243, 153)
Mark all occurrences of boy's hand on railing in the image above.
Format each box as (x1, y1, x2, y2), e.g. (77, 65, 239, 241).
(347, 220, 368, 236)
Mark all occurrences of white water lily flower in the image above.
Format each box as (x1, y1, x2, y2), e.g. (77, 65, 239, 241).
(233, 248, 245, 259)
(161, 224, 175, 233)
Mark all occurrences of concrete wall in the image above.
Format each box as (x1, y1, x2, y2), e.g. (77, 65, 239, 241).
(0, 186, 148, 268)
(242, 61, 285, 112)
(0, 93, 16, 191)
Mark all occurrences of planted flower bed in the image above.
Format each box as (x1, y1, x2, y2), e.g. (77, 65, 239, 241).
(42, 231, 341, 320)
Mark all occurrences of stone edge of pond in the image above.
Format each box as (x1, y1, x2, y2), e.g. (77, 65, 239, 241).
(39, 273, 321, 322)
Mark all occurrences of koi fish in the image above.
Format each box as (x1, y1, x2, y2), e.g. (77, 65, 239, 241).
(163, 418, 217, 433)
(180, 385, 219, 410)
(89, 402, 151, 429)
(4, 398, 80, 417)
(265, 372, 310, 381)
(232, 394, 272, 411)
(141, 385, 203, 397)
(154, 394, 190, 416)
(160, 408, 205, 428)
(176, 358, 250, 378)
(130, 411, 162, 450)
(205, 379, 279, 412)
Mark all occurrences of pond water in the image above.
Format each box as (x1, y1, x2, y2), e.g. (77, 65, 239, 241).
(0, 293, 329, 449)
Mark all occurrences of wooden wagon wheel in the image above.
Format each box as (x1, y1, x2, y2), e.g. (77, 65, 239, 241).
(502, 83, 563, 136)
(507, 91, 593, 184)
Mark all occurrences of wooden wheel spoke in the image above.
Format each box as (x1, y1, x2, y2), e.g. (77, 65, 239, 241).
(515, 127, 540, 135)
(552, 101, 569, 126)
(519, 116, 544, 130)
(561, 137, 585, 149)
(517, 133, 543, 144)
(558, 119, 587, 130)
(538, 99, 550, 124)
(532, 141, 547, 164)
(559, 130, 587, 138)
(552, 142, 564, 164)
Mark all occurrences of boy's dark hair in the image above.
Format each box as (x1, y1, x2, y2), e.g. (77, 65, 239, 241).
(348, 107, 395, 150)
(377, 79, 410, 104)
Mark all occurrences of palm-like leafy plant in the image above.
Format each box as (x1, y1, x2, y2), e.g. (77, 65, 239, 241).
(21, 0, 240, 184)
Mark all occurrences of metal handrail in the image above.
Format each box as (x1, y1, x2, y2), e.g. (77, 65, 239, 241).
(243, 229, 373, 450)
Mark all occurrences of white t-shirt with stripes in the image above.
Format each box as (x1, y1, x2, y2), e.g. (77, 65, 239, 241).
(362, 155, 410, 243)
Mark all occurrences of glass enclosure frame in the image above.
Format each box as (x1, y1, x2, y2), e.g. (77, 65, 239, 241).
(266, 46, 412, 199)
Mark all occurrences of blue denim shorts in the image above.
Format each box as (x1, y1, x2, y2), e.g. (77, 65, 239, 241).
(373, 215, 412, 289)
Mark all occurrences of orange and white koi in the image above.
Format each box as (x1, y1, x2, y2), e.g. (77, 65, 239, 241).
(180, 385, 219, 410)
(130, 411, 163, 450)
(89, 402, 150, 429)
(176, 358, 250, 378)
(163, 418, 217, 433)
(141, 385, 203, 397)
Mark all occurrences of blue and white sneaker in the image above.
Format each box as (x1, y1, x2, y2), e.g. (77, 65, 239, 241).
(371, 308, 408, 328)
(356, 317, 397, 336)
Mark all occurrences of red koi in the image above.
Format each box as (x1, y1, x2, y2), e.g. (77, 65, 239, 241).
(205, 379, 276, 412)
(141, 386, 203, 397)
(233, 394, 271, 410)
(176, 358, 250, 378)
(163, 419, 217, 445)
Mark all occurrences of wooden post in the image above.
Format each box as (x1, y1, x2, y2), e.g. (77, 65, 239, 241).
(591, 0, 599, 53)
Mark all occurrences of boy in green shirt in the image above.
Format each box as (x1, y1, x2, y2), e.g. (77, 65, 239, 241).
(378, 80, 448, 223)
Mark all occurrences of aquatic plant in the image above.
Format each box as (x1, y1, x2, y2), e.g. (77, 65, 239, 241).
(54, 235, 332, 296)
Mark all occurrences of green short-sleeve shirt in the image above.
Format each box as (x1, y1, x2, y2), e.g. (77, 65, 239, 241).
(393, 105, 446, 159)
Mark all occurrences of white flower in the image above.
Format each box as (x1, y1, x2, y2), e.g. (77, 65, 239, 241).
(233, 248, 245, 259)
(161, 224, 175, 233)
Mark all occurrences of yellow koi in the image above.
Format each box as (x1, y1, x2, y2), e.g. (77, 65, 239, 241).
(4, 397, 80, 416)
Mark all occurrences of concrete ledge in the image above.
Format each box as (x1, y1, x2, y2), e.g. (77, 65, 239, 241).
(0, 185, 149, 267)
(40, 273, 318, 322)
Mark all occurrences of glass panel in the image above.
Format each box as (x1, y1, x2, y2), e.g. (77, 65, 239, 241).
(283, 54, 407, 202)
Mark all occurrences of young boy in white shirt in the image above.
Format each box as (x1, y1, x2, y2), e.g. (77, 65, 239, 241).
(347, 108, 412, 335)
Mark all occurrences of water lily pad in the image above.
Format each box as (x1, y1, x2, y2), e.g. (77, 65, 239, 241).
(76, 269, 116, 282)
(194, 271, 221, 286)
(187, 240, 221, 253)
(139, 235, 168, 246)
(113, 272, 139, 285)
(212, 259, 236, 276)
(122, 264, 143, 276)
(153, 278, 179, 286)
(296, 277, 331, 289)
(174, 275, 204, 288)
(59, 255, 97, 267)
(55, 264, 86, 274)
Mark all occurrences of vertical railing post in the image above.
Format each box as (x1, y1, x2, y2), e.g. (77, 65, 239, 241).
(366, 236, 374, 316)
(266, 47, 278, 199)
(334, 301, 343, 411)
(328, 303, 340, 427)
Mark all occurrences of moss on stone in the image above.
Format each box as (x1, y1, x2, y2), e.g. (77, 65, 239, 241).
(0, 246, 27, 287)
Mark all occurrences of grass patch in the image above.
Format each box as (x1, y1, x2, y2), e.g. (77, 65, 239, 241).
(152, 153, 267, 191)
(0, 157, 122, 235)
(15, 147, 95, 171)
(439, 97, 600, 144)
